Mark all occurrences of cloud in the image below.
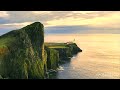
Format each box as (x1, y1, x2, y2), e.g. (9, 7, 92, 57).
(0, 11, 71, 24)
(45, 25, 120, 34)
(0, 11, 120, 27)
(2, 22, 33, 28)
(0, 11, 120, 35)
(0, 11, 9, 18)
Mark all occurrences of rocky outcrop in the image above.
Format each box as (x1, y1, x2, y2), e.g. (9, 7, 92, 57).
(67, 43, 82, 55)
(0, 22, 47, 79)
(55, 43, 82, 60)
(45, 43, 82, 70)
(45, 47, 59, 70)
(0, 22, 82, 79)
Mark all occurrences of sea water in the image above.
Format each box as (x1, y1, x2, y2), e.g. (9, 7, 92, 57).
(45, 34, 120, 79)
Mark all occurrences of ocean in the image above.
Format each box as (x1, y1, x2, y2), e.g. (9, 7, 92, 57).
(45, 34, 120, 79)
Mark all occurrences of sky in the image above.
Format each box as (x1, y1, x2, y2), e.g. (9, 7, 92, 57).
(0, 11, 120, 35)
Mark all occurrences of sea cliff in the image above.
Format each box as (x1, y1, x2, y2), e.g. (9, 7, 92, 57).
(0, 22, 82, 79)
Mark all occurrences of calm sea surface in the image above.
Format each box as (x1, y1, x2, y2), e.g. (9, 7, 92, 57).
(45, 34, 120, 79)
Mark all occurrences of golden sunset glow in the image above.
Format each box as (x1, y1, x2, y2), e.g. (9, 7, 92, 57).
(0, 11, 120, 79)
(46, 11, 120, 28)
(0, 11, 120, 35)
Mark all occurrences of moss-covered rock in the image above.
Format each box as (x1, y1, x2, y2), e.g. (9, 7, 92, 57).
(0, 75, 3, 79)
(54, 48, 72, 60)
(67, 43, 82, 55)
(0, 22, 47, 79)
(45, 47, 59, 70)
(45, 42, 82, 68)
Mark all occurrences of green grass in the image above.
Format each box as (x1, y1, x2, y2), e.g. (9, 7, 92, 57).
(0, 22, 46, 79)
(0, 35, 16, 60)
(45, 43, 69, 49)
(45, 42, 66, 46)
(0, 35, 16, 48)
(48, 46, 67, 48)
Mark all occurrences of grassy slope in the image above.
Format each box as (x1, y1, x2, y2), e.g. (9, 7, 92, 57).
(45, 43, 68, 48)
(0, 33, 17, 78)
(0, 22, 47, 79)
(0, 36, 15, 48)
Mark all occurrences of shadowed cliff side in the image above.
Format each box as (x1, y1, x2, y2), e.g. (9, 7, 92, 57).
(45, 43, 82, 70)
(0, 22, 47, 79)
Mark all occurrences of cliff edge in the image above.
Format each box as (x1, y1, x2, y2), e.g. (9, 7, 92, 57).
(0, 22, 82, 79)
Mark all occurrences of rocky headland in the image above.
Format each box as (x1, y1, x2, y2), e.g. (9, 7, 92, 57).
(0, 22, 82, 79)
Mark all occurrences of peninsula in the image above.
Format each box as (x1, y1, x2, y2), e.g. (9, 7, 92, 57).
(0, 22, 82, 79)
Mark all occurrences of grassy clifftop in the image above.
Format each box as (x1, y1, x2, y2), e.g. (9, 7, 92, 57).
(0, 22, 47, 79)
(45, 43, 82, 70)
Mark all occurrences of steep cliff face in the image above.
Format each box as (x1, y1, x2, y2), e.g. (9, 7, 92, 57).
(67, 43, 82, 55)
(54, 48, 72, 60)
(0, 22, 47, 79)
(45, 43, 82, 69)
(45, 47, 59, 70)
(0, 22, 82, 79)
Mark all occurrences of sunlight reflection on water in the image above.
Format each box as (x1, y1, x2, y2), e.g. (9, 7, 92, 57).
(45, 34, 120, 79)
